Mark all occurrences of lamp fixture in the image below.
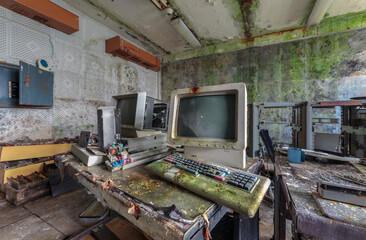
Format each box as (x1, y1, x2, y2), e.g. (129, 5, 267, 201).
(307, 0, 333, 26)
(171, 17, 201, 48)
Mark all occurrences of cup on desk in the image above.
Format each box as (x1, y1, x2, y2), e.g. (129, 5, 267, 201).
(288, 147, 305, 163)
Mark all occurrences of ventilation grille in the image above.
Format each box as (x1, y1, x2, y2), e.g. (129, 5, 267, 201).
(32, 15, 48, 24)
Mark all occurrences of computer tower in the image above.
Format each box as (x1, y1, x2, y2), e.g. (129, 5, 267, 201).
(97, 106, 121, 151)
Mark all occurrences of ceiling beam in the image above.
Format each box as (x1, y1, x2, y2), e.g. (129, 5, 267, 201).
(307, 0, 334, 26)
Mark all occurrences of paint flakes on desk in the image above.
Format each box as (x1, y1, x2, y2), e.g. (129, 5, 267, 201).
(101, 179, 114, 191)
(126, 179, 163, 196)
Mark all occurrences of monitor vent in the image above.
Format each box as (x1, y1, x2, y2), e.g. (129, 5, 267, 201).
(32, 15, 49, 24)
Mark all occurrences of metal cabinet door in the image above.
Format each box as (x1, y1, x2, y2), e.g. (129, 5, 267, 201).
(19, 61, 54, 107)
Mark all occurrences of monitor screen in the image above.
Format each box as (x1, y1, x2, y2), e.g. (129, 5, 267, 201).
(177, 94, 236, 140)
(116, 96, 137, 125)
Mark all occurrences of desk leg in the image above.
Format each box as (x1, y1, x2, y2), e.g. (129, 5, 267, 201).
(233, 210, 259, 240)
(274, 175, 286, 240)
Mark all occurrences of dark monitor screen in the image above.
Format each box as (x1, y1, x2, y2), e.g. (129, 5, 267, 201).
(177, 94, 236, 140)
(116, 96, 137, 125)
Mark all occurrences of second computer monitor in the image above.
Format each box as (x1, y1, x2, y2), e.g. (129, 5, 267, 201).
(168, 83, 247, 169)
(113, 92, 169, 132)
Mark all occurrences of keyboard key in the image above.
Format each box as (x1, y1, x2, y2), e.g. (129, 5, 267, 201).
(214, 175, 226, 182)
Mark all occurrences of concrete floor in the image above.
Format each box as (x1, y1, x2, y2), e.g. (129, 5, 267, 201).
(0, 189, 289, 240)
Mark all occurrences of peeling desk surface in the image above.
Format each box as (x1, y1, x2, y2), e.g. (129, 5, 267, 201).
(61, 154, 259, 239)
(276, 155, 366, 236)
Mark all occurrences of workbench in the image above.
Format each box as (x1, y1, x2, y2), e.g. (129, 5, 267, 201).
(59, 154, 262, 240)
(273, 155, 366, 240)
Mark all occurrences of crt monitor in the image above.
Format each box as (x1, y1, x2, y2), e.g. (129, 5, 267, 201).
(113, 92, 169, 131)
(167, 83, 247, 168)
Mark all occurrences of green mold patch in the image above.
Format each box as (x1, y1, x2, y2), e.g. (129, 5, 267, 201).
(124, 178, 163, 196)
(53, 127, 64, 138)
(227, 0, 245, 35)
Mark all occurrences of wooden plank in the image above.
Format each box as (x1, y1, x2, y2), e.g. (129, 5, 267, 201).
(91, 225, 120, 240)
(0, 143, 73, 162)
(5, 181, 50, 206)
(80, 235, 96, 240)
(2, 160, 54, 184)
(24, 188, 95, 236)
(105, 217, 148, 240)
(0, 198, 32, 228)
(0, 215, 64, 240)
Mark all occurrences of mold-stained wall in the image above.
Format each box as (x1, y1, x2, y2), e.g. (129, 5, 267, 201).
(0, 1, 160, 142)
(161, 28, 366, 146)
(161, 28, 366, 103)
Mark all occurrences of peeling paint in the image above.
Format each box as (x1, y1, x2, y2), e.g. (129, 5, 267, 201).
(171, 0, 244, 41)
(251, 0, 315, 36)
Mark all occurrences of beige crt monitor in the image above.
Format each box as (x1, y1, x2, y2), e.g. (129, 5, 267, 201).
(168, 83, 247, 169)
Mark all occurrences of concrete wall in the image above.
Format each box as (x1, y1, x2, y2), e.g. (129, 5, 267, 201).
(0, 0, 160, 142)
(161, 28, 366, 103)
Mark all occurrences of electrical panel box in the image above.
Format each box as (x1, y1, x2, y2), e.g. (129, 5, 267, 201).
(0, 62, 54, 108)
(0, 63, 19, 108)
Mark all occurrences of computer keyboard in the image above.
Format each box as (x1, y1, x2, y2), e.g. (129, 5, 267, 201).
(165, 154, 258, 192)
(145, 153, 271, 217)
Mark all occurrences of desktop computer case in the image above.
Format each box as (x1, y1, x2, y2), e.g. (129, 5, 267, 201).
(97, 107, 121, 151)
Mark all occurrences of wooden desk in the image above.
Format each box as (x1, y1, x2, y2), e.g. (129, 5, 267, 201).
(60, 154, 262, 240)
(274, 156, 366, 240)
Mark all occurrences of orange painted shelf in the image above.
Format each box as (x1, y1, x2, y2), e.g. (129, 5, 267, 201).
(0, 143, 73, 162)
(106, 36, 160, 72)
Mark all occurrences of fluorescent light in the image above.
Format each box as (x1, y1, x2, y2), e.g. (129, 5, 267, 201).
(171, 17, 201, 48)
(307, 0, 333, 26)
